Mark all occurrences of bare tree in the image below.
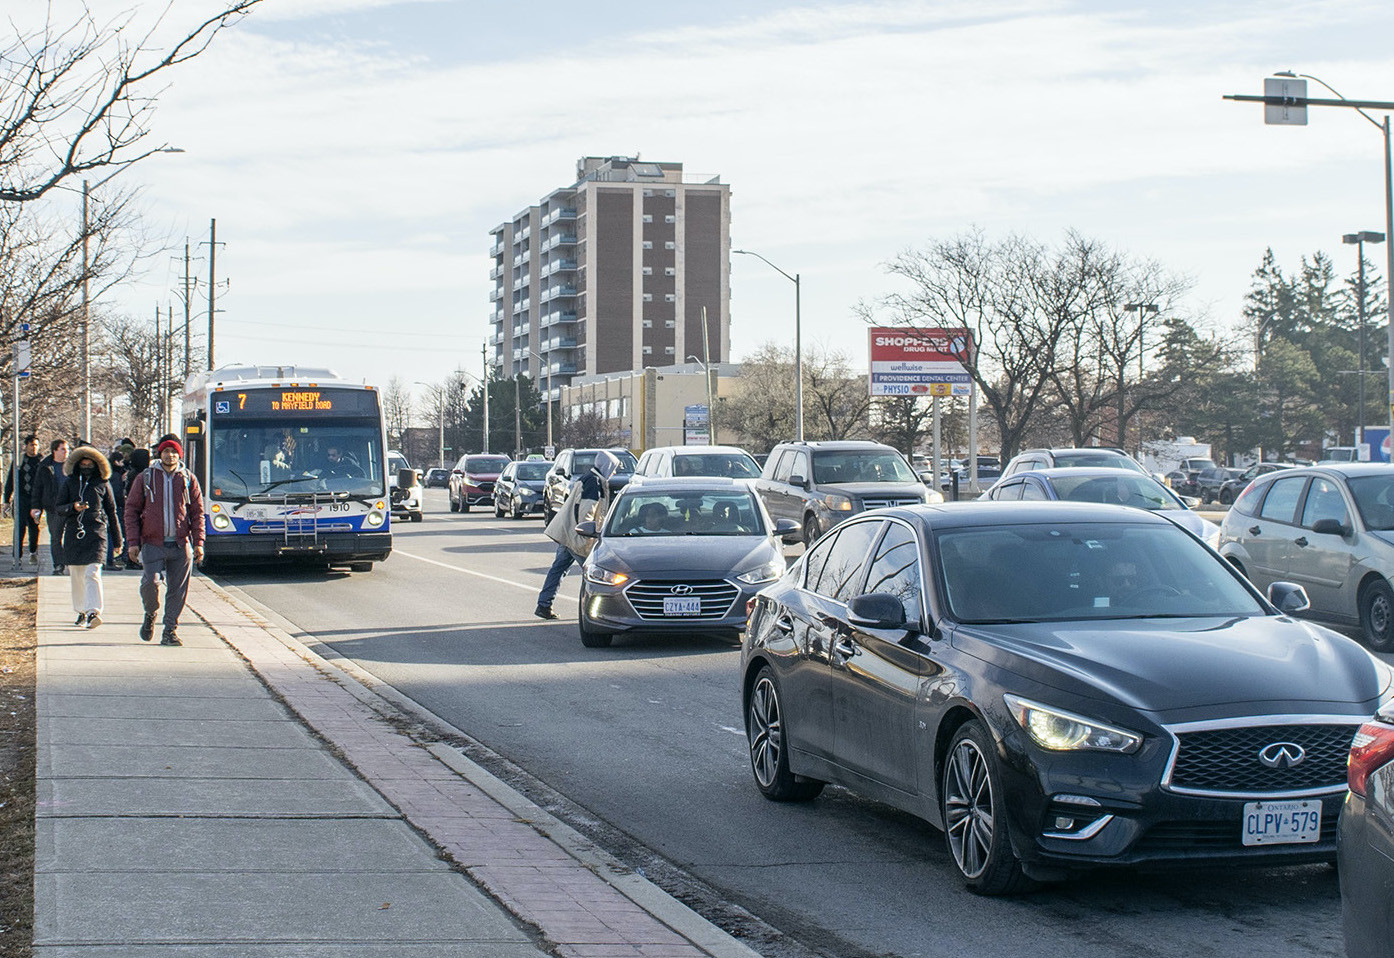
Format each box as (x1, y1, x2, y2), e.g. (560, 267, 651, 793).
(718, 342, 869, 448)
(102, 312, 162, 442)
(0, 1, 262, 202)
(559, 408, 624, 449)
(382, 376, 411, 449)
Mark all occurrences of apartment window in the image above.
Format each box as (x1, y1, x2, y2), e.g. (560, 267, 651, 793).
(642, 319, 653, 328)
(643, 189, 654, 197)
(642, 345, 653, 355)
(664, 267, 676, 276)
(665, 189, 676, 198)
(664, 293, 676, 303)
(664, 346, 675, 355)
(642, 240, 653, 250)
(643, 293, 653, 302)
(642, 214, 653, 224)
(642, 266, 653, 275)
(664, 215, 676, 224)
(664, 241, 676, 250)
(664, 320, 675, 328)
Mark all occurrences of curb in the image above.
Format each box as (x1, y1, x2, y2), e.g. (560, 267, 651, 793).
(192, 577, 763, 958)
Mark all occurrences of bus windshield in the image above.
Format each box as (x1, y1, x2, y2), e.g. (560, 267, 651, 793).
(209, 419, 385, 499)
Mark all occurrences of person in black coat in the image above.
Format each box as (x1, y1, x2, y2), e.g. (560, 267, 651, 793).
(56, 446, 123, 629)
(34, 438, 70, 575)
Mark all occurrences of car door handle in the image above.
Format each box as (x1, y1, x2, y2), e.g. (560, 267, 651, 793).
(1294, 536, 1309, 547)
(773, 615, 794, 634)
(1249, 526, 1261, 536)
(832, 635, 857, 660)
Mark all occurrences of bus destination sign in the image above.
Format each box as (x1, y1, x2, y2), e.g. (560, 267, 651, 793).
(212, 387, 378, 417)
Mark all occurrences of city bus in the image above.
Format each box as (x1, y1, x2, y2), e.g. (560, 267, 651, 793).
(181, 366, 392, 570)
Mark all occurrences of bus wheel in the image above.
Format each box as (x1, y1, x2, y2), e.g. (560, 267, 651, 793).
(350, 561, 373, 572)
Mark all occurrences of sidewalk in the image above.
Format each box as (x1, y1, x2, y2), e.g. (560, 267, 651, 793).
(33, 569, 760, 958)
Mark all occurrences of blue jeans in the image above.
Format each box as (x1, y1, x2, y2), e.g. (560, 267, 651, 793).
(537, 545, 577, 610)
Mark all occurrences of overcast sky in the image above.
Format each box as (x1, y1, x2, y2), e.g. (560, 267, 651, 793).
(14, 0, 1394, 408)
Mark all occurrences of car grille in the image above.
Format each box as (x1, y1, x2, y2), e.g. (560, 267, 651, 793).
(626, 579, 740, 621)
(1167, 723, 1358, 795)
(861, 496, 923, 510)
(1135, 807, 1340, 853)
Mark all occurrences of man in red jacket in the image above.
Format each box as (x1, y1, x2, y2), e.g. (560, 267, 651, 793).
(124, 438, 205, 645)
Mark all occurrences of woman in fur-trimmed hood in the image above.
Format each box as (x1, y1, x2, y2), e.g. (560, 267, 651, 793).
(56, 446, 122, 628)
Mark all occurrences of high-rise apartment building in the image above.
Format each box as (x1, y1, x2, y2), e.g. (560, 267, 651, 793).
(489, 156, 731, 402)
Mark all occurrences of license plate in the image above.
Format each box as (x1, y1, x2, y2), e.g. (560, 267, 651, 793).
(1241, 800, 1322, 846)
(663, 597, 702, 616)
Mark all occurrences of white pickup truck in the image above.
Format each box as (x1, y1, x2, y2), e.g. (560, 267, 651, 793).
(387, 450, 424, 522)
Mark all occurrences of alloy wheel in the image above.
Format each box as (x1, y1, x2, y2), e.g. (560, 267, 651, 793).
(748, 675, 783, 789)
(943, 736, 995, 880)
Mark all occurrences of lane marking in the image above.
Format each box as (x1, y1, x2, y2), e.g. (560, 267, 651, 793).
(393, 549, 578, 603)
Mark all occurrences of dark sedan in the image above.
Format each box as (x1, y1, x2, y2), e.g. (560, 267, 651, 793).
(493, 459, 552, 518)
(1340, 703, 1394, 958)
(741, 501, 1393, 894)
(424, 467, 450, 488)
(576, 478, 798, 648)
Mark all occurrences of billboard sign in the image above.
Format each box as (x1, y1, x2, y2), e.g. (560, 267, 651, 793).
(868, 327, 973, 397)
(684, 404, 710, 446)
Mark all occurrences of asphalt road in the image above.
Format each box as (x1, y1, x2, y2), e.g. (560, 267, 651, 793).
(215, 489, 1349, 958)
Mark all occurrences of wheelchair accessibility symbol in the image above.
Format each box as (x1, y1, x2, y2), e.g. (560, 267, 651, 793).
(215, 401, 230, 414)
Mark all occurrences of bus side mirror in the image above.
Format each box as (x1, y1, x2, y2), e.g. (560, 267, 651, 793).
(397, 468, 416, 489)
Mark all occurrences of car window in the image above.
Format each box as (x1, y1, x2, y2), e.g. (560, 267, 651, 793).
(1347, 475, 1394, 531)
(1051, 474, 1179, 511)
(1231, 477, 1264, 516)
(802, 529, 839, 592)
(1258, 476, 1307, 524)
(770, 450, 794, 482)
(818, 520, 883, 604)
(811, 450, 916, 484)
(1020, 480, 1049, 501)
(515, 462, 550, 480)
(862, 521, 922, 625)
(604, 490, 765, 536)
(993, 480, 1024, 501)
(789, 451, 811, 483)
(500, 464, 515, 480)
(1301, 478, 1349, 529)
(635, 452, 655, 476)
(671, 452, 761, 478)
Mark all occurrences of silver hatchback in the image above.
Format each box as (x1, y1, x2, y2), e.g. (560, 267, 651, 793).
(1217, 463, 1394, 651)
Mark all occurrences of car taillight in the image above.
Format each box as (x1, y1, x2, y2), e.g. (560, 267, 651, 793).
(1348, 720, 1394, 796)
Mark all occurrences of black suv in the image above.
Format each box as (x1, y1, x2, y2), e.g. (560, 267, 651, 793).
(541, 448, 638, 523)
(753, 440, 930, 546)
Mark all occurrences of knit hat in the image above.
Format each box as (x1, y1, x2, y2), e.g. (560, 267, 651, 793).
(156, 438, 183, 457)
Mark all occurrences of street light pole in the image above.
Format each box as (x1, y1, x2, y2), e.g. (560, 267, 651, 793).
(1343, 231, 1385, 445)
(1228, 73, 1394, 449)
(732, 249, 802, 441)
(528, 350, 553, 451)
(1123, 303, 1158, 453)
(81, 179, 90, 441)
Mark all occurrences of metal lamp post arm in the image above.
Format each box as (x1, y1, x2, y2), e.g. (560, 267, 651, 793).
(732, 248, 803, 441)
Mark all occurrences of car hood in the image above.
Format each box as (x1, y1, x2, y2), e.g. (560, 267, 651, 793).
(954, 615, 1387, 717)
(819, 481, 926, 499)
(1368, 530, 1394, 547)
(589, 535, 778, 577)
(513, 479, 546, 491)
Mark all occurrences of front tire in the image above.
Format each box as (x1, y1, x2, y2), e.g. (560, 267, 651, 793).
(802, 514, 822, 549)
(449, 492, 460, 513)
(746, 667, 824, 801)
(578, 592, 613, 648)
(494, 498, 505, 518)
(410, 511, 423, 523)
(510, 497, 525, 520)
(1219, 487, 1235, 505)
(1361, 578, 1394, 652)
(941, 720, 1029, 895)
(461, 500, 471, 514)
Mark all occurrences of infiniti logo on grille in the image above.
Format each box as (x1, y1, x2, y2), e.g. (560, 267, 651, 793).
(670, 584, 693, 595)
(1258, 742, 1306, 769)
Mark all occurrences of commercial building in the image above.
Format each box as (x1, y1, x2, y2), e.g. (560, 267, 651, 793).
(558, 361, 743, 452)
(489, 156, 731, 405)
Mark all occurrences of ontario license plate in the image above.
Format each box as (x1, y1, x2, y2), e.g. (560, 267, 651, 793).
(1241, 800, 1322, 846)
(663, 597, 701, 616)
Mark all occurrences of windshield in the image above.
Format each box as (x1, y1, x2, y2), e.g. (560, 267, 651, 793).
(604, 490, 766, 537)
(1347, 475, 1394, 531)
(811, 451, 916, 484)
(671, 452, 760, 479)
(937, 521, 1264, 623)
(515, 462, 551, 480)
(210, 419, 384, 499)
(1052, 452, 1145, 472)
(465, 456, 510, 474)
(575, 450, 638, 473)
(1048, 474, 1186, 511)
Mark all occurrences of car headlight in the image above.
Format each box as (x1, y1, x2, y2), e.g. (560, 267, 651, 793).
(824, 494, 854, 512)
(924, 488, 944, 504)
(1003, 694, 1142, 753)
(517, 488, 537, 498)
(737, 560, 785, 584)
(586, 566, 629, 586)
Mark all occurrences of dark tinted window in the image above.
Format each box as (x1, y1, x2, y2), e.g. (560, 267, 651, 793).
(802, 530, 839, 592)
(465, 456, 511, 473)
(789, 450, 811, 482)
(572, 450, 638, 473)
(671, 452, 760, 478)
(1020, 479, 1049, 501)
(515, 462, 550, 480)
(1258, 476, 1307, 524)
(820, 520, 883, 603)
(1347, 475, 1394, 530)
(863, 522, 922, 623)
(993, 481, 1024, 501)
(811, 450, 915, 484)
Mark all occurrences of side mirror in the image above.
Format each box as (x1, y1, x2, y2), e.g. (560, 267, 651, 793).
(396, 468, 416, 489)
(788, 474, 809, 490)
(1267, 581, 1311, 615)
(847, 593, 907, 630)
(575, 520, 599, 539)
(1310, 518, 1349, 537)
(773, 518, 800, 540)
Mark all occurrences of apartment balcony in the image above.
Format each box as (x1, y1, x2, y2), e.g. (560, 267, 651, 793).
(489, 288, 501, 302)
(538, 258, 578, 279)
(489, 264, 503, 280)
(540, 309, 578, 328)
(544, 233, 577, 251)
(512, 254, 525, 268)
(539, 283, 577, 304)
(541, 337, 577, 351)
(489, 243, 504, 257)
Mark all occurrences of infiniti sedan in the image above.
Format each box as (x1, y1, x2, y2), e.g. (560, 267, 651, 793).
(576, 478, 799, 648)
(982, 467, 1220, 547)
(742, 501, 1392, 894)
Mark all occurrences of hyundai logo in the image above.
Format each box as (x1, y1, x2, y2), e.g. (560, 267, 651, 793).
(1258, 742, 1306, 769)
(670, 584, 693, 595)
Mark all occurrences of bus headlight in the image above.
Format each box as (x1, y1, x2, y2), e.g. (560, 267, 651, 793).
(212, 514, 232, 531)
(365, 511, 385, 527)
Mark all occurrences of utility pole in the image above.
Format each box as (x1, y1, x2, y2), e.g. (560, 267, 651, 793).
(205, 218, 217, 371)
(183, 240, 192, 380)
(514, 375, 522, 457)
(701, 306, 717, 445)
(154, 303, 164, 433)
(481, 343, 490, 455)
